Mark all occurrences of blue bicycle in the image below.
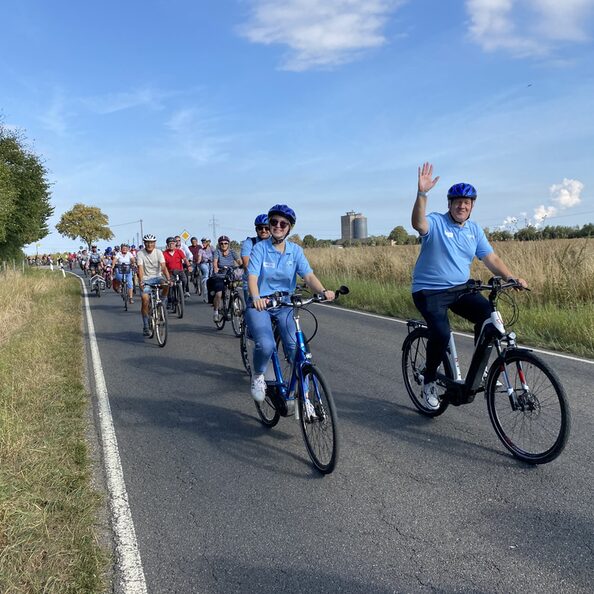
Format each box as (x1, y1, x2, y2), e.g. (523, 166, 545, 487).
(250, 286, 349, 474)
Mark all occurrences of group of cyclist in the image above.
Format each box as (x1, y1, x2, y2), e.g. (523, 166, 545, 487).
(73, 162, 527, 410)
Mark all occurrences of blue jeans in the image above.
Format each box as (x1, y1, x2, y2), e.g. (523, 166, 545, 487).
(199, 262, 210, 296)
(412, 288, 491, 383)
(245, 306, 297, 376)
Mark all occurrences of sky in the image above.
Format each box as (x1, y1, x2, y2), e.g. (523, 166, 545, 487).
(2, 0, 594, 252)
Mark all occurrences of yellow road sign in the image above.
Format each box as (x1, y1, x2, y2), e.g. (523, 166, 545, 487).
(180, 230, 190, 242)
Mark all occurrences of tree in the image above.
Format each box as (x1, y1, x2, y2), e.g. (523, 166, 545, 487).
(288, 233, 302, 246)
(302, 234, 317, 248)
(56, 203, 114, 249)
(0, 124, 53, 259)
(388, 225, 409, 245)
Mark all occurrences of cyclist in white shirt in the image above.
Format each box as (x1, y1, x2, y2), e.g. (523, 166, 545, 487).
(112, 243, 136, 304)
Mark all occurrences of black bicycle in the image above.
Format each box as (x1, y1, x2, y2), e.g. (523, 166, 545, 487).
(214, 266, 244, 337)
(401, 277, 571, 464)
(167, 272, 184, 319)
(191, 265, 203, 296)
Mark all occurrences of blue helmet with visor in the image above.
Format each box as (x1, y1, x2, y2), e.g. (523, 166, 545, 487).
(268, 204, 296, 226)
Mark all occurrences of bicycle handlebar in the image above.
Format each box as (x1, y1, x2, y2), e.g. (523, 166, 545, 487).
(255, 285, 350, 310)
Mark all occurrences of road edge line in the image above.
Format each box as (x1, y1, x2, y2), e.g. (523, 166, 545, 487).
(321, 303, 594, 365)
(71, 272, 148, 593)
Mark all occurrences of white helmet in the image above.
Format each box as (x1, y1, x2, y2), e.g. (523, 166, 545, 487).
(143, 233, 157, 242)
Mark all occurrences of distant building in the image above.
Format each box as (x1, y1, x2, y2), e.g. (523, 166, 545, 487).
(341, 211, 368, 241)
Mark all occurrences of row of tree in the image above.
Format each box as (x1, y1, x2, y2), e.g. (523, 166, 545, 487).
(291, 223, 593, 248)
(0, 124, 53, 260)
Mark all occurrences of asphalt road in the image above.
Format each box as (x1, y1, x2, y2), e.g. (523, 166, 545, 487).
(83, 276, 594, 593)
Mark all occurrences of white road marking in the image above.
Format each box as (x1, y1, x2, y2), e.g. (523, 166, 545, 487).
(322, 303, 594, 366)
(70, 272, 148, 593)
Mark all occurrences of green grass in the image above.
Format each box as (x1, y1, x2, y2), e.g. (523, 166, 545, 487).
(320, 275, 594, 359)
(0, 270, 109, 593)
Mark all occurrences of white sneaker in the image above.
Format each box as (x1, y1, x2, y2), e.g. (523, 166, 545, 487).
(250, 374, 266, 402)
(213, 310, 221, 322)
(422, 382, 440, 410)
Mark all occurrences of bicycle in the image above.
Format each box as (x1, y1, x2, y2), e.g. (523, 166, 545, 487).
(103, 265, 112, 289)
(401, 277, 571, 464)
(89, 271, 105, 297)
(167, 272, 184, 319)
(117, 264, 132, 311)
(146, 283, 168, 347)
(191, 265, 203, 296)
(249, 286, 349, 474)
(214, 266, 245, 337)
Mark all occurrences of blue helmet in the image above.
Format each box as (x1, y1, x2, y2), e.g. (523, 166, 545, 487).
(254, 214, 268, 226)
(105, 247, 113, 254)
(447, 183, 477, 200)
(268, 204, 296, 226)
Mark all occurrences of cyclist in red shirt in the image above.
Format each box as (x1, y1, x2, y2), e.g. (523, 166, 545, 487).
(163, 236, 191, 301)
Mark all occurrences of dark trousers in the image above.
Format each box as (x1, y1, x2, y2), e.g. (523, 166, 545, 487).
(412, 289, 492, 383)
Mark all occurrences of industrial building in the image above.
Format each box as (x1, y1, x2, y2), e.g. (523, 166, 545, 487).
(341, 211, 368, 241)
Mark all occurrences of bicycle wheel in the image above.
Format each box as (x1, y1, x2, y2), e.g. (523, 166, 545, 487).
(255, 385, 281, 427)
(401, 327, 452, 417)
(239, 328, 252, 376)
(95, 284, 101, 298)
(155, 303, 168, 347)
(298, 365, 339, 474)
(147, 301, 155, 339)
(214, 291, 227, 330)
(176, 284, 184, 319)
(486, 351, 570, 464)
(231, 293, 244, 337)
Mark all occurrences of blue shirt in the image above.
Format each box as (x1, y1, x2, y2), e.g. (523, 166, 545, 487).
(412, 212, 493, 292)
(247, 239, 313, 297)
(240, 237, 258, 289)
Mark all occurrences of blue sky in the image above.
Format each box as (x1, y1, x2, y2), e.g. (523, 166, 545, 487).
(2, 0, 594, 252)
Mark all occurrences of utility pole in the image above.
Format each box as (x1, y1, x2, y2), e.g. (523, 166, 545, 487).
(140, 219, 144, 241)
(209, 214, 219, 240)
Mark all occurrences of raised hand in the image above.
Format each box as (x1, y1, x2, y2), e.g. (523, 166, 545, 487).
(418, 162, 440, 194)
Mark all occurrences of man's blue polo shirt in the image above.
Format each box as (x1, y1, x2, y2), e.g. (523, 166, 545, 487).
(247, 238, 313, 297)
(412, 212, 493, 292)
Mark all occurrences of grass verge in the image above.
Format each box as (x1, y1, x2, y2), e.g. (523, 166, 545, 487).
(319, 275, 594, 359)
(0, 269, 109, 593)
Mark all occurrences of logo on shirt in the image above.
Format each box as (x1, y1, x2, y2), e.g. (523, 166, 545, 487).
(263, 261, 275, 268)
(445, 231, 454, 238)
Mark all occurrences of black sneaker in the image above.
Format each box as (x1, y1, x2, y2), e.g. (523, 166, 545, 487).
(143, 327, 151, 336)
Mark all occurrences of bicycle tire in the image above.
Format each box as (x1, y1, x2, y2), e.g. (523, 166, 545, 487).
(240, 328, 251, 376)
(231, 293, 244, 337)
(155, 303, 168, 347)
(401, 326, 452, 417)
(147, 301, 155, 339)
(176, 284, 184, 319)
(214, 290, 227, 330)
(486, 350, 570, 464)
(255, 386, 281, 427)
(298, 365, 339, 474)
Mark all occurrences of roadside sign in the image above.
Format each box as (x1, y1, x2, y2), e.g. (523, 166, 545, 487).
(180, 230, 190, 242)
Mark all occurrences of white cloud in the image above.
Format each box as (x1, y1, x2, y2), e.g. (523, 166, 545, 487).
(165, 109, 231, 164)
(550, 177, 583, 207)
(533, 204, 557, 224)
(466, 0, 594, 56)
(238, 0, 403, 71)
(38, 88, 69, 135)
(82, 88, 169, 115)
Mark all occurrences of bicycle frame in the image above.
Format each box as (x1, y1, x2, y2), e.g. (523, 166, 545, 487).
(268, 307, 310, 417)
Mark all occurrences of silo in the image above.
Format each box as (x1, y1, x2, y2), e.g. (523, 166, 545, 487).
(353, 215, 368, 239)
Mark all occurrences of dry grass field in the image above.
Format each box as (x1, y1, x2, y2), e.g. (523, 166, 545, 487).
(0, 269, 108, 593)
(306, 239, 594, 357)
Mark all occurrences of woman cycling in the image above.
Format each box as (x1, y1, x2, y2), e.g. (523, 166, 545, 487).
(246, 204, 334, 402)
(210, 235, 242, 322)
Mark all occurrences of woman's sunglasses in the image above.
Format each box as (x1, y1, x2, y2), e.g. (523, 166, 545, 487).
(256, 225, 269, 232)
(219, 241, 229, 246)
(269, 218, 290, 229)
